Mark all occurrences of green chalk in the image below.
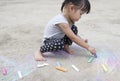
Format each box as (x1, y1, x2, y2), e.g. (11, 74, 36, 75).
(88, 56, 94, 63)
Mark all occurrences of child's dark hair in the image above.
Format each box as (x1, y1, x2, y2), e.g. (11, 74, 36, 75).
(61, 0, 91, 14)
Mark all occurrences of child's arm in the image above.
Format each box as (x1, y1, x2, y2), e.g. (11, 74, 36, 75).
(57, 23, 96, 54)
(77, 35, 88, 43)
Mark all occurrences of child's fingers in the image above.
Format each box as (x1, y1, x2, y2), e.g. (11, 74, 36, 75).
(92, 48, 96, 54)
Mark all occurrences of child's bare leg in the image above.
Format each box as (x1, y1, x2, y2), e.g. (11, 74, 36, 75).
(34, 50, 45, 61)
(64, 44, 74, 54)
(64, 39, 87, 54)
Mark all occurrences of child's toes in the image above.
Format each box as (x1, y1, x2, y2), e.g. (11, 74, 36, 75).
(41, 57, 46, 61)
(35, 57, 45, 61)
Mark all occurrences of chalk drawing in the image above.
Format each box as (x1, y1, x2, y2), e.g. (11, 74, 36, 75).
(0, 54, 36, 81)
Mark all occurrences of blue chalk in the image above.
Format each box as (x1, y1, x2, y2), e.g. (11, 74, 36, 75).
(56, 62, 61, 66)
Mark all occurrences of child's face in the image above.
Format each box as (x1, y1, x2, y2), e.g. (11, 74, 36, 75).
(69, 6, 85, 22)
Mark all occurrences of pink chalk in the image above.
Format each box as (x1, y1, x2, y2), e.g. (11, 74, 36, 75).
(2, 67, 7, 75)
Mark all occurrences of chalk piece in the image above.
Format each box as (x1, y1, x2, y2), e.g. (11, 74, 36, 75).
(43, 63, 49, 66)
(37, 63, 49, 68)
(88, 56, 94, 63)
(94, 54, 97, 58)
(2, 67, 7, 75)
(17, 71, 22, 78)
(101, 64, 108, 72)
(71, 65, 79, 72)
(56, 62, 61, 66)
(37, 64, 45, 67)
(56, 66, 67, 72)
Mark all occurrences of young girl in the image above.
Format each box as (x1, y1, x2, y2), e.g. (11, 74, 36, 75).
(35, 0, 96, 61)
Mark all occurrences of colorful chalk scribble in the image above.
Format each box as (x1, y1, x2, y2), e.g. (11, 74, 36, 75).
(0, 45, 120, 81)
(70, 43, 120, 81)
(0, 54, 36, 81)
(93, 48, 120, 81)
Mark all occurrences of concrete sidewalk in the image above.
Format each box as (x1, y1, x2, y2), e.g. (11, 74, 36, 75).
(0, 0, 120, 81)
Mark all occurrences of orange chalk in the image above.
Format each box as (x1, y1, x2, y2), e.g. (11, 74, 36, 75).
(56, 66, 67, 72)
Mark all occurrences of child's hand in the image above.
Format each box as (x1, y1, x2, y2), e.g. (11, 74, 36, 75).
(87, 46, 96, 55)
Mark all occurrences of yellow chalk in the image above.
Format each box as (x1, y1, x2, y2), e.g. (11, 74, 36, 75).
(101, 64, 108, 72)
(56, 66, 67, 72)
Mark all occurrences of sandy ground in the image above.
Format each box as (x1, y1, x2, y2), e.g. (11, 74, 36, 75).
(0, 0, 120, 81)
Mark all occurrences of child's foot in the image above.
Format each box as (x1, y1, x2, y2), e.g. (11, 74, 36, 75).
(34, 50, 46, 61)
(64, 45, 74, 54)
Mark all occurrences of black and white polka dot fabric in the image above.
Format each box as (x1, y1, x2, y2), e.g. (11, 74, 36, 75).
(40, 25, 78, 53)
(63, 25, 78, 45)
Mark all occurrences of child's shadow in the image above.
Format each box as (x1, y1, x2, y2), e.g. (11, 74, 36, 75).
(43, 50, 70, 60)
(43, 43, 90, 60)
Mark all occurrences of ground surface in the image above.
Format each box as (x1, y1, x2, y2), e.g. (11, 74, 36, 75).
(0, 0, 120, 81)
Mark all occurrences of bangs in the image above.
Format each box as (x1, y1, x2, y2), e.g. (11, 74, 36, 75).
(61, 0, 91, 13)
(75, 0, 91, 14)
(80, 0, 91, 14)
